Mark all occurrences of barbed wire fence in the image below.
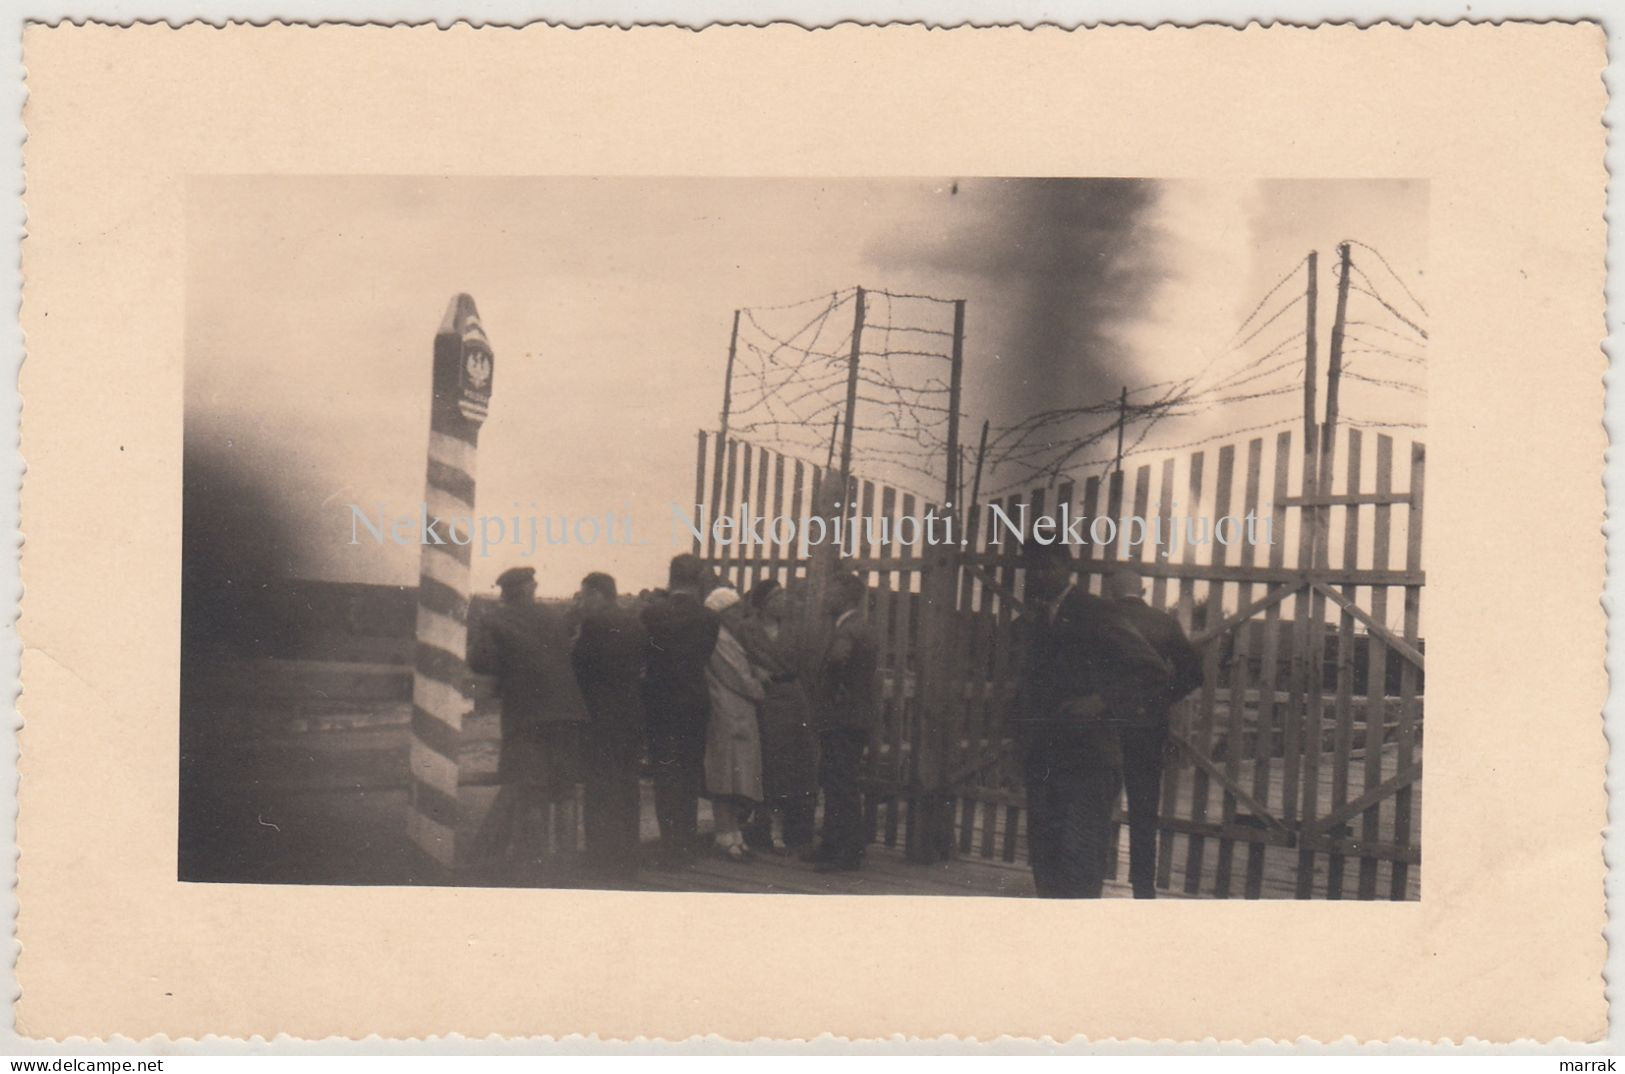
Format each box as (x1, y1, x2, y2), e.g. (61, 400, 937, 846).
(979, 240, 1428, 500)
(720, 285, 966, 504)
(706, 240, 1426, 516)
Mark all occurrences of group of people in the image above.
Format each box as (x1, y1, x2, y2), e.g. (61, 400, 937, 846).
(466, 541, 1202, 898)
(466, 553, 879, 882)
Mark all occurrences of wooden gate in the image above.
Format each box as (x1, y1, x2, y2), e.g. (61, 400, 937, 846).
(691, 424, 1424, 899)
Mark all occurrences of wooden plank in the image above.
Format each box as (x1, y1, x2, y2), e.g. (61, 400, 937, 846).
(1151, 461, 1175, 608)
(1168, 732, 1288, 832)
(894, 493, 919, 788)
(1191, 582, 1308, 648)
(803, 466, 820, 562)
(872, 485, 899, 787)
(1326, 428, 1363, 899)
(1102, 469, 1124, 567)
(1390, 441, 1425, 899)
(1279, 492, 1411, 507)
(860, 479, 878, 577)
(967, 485, 998, 784)
(1215, 440, 1263, 897)
(1311, 584, 1426, 671)
(959, 476, 997, 780)
(958, 795, 977, 855)
(751, 445, 771, 590)
(789, 460, 806, 586)
(955, 554, 1423, 588)
(1359, 436, 1394, 898)
(1296, 437, 1333, 898)
(1185, 444, 1233, 894)
(770, 451, 787, 589)
(1128, 466, 1152, 571)
(721, 438, 739, 582)
(985, 493, 1022, 799)
(1301, 834, 1420, 865)
(1175, 449, 1205, 895)
(1151, 458, 1179, 892)
(735, 443, 755, 592)
(1315, 761, 1421, 835)
(1286, 424, 1317, 883)
(1157, 815, 1296, 848)
(979, 799, 997, 858)
(692, 431, 708, 555)
(1246, 431, 1294, 898)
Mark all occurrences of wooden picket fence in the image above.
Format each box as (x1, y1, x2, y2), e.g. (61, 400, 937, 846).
(691, 423, 1424, 899)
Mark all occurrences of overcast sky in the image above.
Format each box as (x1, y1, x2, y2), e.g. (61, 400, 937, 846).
(186, 177, 1426, 597)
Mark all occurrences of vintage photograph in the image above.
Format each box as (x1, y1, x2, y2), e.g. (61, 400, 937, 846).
(180, 176, 1427, 900)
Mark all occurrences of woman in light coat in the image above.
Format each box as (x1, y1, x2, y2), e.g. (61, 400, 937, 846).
(702, 587, 766, 861)
(737, 578, 820, 854)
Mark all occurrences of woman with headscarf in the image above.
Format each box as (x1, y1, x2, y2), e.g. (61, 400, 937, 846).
(738, 578, 820, 854)
(701, 586, 766, 861)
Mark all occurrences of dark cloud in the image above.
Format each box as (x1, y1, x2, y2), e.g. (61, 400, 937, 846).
(868, 178, 1167, 422)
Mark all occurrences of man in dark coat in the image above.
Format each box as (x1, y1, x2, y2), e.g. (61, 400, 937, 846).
(806, 571, 880, 872)
(467, 565, 590, 863)
(1104, 565, 1204, 899)
(572, 571, 648, 883)
(1015, 542, 1170, 898)
(638, 554, 720, 867)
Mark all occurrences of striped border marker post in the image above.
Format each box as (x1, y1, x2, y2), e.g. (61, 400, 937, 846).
(407, 293, 494, 869)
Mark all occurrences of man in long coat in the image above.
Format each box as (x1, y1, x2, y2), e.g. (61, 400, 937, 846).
(807, 571, 879, 873)
(1015, 543, 1170, 898)
(638, 554, 720, 867)
(467, 565, 590, 863)
(1104, 565, 1204, 899)
(571, 571, 648, 883)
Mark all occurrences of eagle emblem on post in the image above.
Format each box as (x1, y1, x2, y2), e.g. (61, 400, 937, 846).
(457, 335, 493, 424)
(465, 349, 491, 390)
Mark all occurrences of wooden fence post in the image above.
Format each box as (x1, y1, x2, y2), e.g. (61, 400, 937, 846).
(907, 531, 960, 863)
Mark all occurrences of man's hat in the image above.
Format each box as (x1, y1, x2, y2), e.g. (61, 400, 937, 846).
(1020, 536, 1073, 564)
(495, 566, 536, 591)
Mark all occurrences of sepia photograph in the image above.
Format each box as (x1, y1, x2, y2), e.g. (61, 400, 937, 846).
(19, 15, 1614, 1045)
(178, 176, 1427, 901)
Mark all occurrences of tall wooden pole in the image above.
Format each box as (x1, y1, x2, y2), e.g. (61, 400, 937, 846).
(1114, 385, 1129, 474)
(1303, 252, 1320, 454)
(408, 293, 492, 869)
(708, 310, 741, 560)
(838, 287, 867, 500)
(1294, 252, 1330, 896)
(1320, 242, 1353, 497)
(911, 297, 969, 865)
(945, 299, 966, 507)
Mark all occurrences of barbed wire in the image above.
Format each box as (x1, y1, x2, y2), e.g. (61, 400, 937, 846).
(1341, 417, 1427, 430)
(1341, 369, 1425, 395)
(982, 269, 1315, 493)
(717, 243, 1424, 506)
(1343, 239, 1428, 318)
(724, 284, 964, 498)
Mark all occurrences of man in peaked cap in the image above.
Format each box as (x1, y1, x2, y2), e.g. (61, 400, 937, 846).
(571, 571, 648, 884)
(805, 570, 880, 873)
(1013, 541, 1170, 898)
(468, 565, 590, 864)
(638, 554, 721, 867)
(1104, 565, 1204, 899)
